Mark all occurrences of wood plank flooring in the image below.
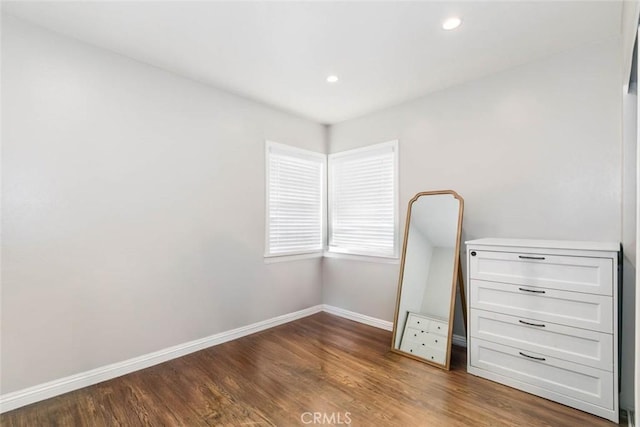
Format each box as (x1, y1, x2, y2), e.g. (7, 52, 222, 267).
(1, 312, 618, 426)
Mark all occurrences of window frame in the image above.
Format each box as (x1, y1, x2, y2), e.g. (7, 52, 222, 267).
(326, 140, 399, 259)
(264, 140, 327, 259)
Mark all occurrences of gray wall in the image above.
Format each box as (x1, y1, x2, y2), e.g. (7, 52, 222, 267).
(1, 16, 325, 394)
(323, 37, 622, 351)
(394, 223, 432, 348)
(420, 248, 455, 320)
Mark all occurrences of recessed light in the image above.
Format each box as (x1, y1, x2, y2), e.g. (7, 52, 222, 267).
(326, 75, 339, 83)
(442, 17, 462, 30)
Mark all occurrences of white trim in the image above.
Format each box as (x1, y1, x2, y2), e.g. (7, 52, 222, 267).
(322, 304, 467, 347)
(1, 304, 463, 414)
(0, 305, 323, 414)
(266, 140, 326, 161)
(264, 252, 323, 263)
(327, 140, 398, 161)
(322, 304, 393, 331)
(322, 251, 400, 264)
(393, 141, 400, 258)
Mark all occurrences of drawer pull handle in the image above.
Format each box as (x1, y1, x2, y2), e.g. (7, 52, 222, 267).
(519, 352, 546, 361)
(518, 287, 546, 294)
(518, 255, 546, 260)
(519, 320, 545, 327)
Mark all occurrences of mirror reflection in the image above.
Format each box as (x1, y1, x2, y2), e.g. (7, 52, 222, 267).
(391, 191, 464, 369)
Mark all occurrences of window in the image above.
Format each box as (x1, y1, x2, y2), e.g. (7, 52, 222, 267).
(265, 141, 325, 257)
(328, 141, 398, 258)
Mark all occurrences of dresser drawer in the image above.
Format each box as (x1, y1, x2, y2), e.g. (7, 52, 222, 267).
(469, 250, 612, 296)
(422, 333, 446, 351)
(406, 313, 429, 330)
(470, 279, 612, 333)
(470, 339, 613, 409)
(406, 313, 447, 334)
(470, 309, 613, 370)
(400, 339, 446, 364)
(403, 326, 427, 341)
(428, 320, 447, 336)
(402, 328, 447, 351)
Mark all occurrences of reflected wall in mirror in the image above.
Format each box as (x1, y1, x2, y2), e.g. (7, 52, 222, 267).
(391, 190, 464, 370)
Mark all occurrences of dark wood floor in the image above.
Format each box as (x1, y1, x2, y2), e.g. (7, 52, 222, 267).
(1, 312, 618, 426)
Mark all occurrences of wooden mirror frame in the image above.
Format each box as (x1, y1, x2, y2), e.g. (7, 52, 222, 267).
(390, 190, 465, 370)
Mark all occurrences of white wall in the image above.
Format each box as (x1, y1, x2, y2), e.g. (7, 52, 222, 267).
(1, 16, 326, 394)
(1, 10, 630, 411)
(323, 38, 622, 339)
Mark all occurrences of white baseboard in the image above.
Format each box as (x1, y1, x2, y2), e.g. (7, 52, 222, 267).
(322, 304, 393, 331)
(322, 305, 467, 347)
(1, 304, 466, 414)
(0, 304, 323, 414)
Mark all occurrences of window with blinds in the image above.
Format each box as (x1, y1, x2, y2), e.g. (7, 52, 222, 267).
(328, 141, 398, 258)
(265, 141, 325, 257)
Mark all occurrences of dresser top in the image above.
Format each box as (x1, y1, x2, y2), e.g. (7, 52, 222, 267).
(465, 238, 619, 252)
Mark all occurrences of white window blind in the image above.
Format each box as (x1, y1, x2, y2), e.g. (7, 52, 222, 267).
(328, 141, 398, 258)
(265, 141, 325, 257)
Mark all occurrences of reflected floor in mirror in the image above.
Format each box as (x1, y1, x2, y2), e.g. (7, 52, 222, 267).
(1, 312, 618, 427)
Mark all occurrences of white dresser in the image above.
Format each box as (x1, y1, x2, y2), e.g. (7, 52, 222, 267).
(400, 312, 449, 364)
(466, 238, 620, 423)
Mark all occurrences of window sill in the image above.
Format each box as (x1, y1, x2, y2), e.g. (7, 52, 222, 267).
(264, 251, 400, 264)
(322, 251, 400, 264)
(264, 252, 323, 264)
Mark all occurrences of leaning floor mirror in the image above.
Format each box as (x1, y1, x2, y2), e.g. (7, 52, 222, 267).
(391, 190, 464, 370)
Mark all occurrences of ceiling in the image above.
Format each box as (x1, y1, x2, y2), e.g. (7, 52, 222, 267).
(2, 1, 623, 124)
